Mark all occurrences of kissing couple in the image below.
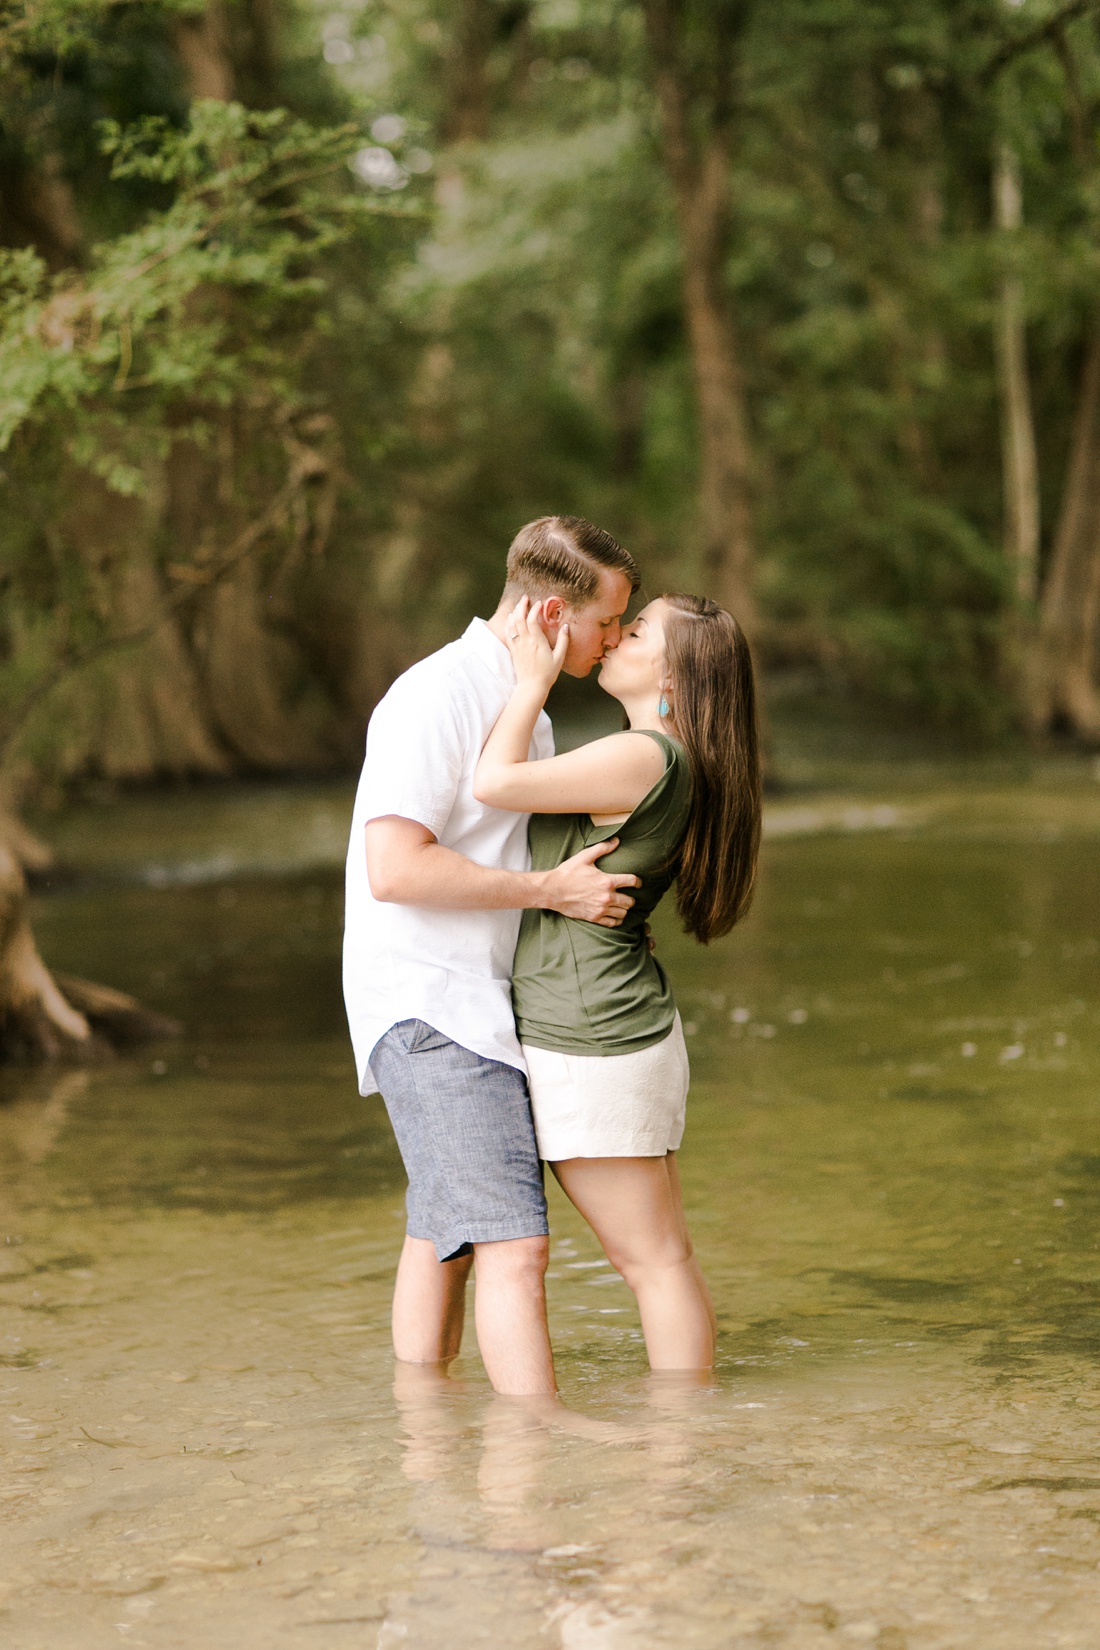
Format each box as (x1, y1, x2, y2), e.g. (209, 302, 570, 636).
(343, 515, 761, 1396)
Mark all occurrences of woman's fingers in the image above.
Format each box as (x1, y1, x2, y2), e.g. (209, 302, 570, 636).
(504, 595, 568, 684)
(527, 601, 556, 657)
(503, 595, 530, 650)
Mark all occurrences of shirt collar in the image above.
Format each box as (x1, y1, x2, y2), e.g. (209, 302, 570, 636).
(462, 617, 517, 688)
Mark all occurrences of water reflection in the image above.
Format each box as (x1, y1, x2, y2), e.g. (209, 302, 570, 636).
(0, 1069, 87, 1173)
(389, 1367, 727, 1645)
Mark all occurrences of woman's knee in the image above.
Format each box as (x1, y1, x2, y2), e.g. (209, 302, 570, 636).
(610, 1239, 693, 1291)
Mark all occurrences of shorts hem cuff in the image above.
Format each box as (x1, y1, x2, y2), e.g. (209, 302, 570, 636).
(409, 1218, 550, 1264)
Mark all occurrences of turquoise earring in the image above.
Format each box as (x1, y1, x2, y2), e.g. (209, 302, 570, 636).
(658, 693, 670, 719)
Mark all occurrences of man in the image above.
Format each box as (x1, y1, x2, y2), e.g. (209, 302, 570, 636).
(343, 516, 640, 1397)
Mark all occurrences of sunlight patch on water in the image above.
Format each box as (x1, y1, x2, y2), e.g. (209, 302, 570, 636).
(764, 801, 918, 837)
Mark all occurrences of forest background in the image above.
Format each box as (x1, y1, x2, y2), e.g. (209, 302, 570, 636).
(3, 0, 1100, 1054)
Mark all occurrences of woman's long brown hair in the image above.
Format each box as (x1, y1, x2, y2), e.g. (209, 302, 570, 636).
(662, 593, 761, 944)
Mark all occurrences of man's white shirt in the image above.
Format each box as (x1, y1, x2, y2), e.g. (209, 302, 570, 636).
(343, 618, 554, 1096)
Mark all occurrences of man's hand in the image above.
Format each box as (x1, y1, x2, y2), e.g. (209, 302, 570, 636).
(542, 839, 640, 927)
(364, 816, 638, 923)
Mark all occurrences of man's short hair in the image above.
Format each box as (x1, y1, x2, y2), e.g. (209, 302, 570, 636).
(504, 516, 639, 607)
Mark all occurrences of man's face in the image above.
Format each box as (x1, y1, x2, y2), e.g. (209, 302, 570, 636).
(544, 568, 634, 678)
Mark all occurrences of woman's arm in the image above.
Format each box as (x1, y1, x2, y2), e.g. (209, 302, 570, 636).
(475, 730, 665, 814)
(474, 598, 665, 815)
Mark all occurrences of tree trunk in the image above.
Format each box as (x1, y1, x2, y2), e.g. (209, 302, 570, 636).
(175, 2, 236, 101)
(97, 566, 231, 781)
(643, 3, 756, 632)
(438, 0, 531, 146)
(678, 136, 755, 628)
(0, 831, 179, 1064)
(237, 0, 279, 106)
(0, 151, 84, 270)
(993, 143, 1040, 605)
(193, 559, 327, 769)
(68, 478, 230, 781)
(440, 0, 497, 143)
(1030, 325, 1100, 740)
(896, 80, 946, 482)
(0, 838, 92, 1060)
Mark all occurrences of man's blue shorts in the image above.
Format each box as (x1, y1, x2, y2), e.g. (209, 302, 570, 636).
(370, 1020, 549, 1262)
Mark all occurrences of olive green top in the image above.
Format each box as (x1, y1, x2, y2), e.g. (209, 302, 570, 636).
(512, 729, 692, 1056)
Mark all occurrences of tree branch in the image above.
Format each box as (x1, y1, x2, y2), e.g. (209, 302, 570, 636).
(1053, 25, 1092, 165)
(982, 0, 1100, 81)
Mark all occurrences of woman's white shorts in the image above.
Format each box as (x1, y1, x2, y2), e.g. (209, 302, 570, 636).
(521, 1014, 689, 1161)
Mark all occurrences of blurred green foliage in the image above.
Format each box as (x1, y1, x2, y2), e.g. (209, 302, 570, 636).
(2, 0, 1100, 793)
(1, 103, 369, 473)
(341, 0, 1100, 731)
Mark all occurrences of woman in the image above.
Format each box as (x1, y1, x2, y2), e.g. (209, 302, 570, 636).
(474, 591, 761, 1372)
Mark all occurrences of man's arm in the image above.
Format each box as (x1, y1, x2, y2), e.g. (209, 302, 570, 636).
(365, 816, 639, 928)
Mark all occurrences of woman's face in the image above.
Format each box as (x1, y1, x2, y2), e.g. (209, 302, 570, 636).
(597, 599, 670, 703)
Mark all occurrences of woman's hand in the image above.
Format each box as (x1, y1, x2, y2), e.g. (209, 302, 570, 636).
(503, 596, 568, 694)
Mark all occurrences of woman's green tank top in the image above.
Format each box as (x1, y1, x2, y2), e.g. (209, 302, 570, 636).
(512, 729, 692, 1056)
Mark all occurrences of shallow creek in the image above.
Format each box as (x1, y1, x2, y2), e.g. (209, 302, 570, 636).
(2, 767, 1100, 1649)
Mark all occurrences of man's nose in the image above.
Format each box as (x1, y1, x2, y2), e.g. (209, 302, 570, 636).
(602, 626, 622, 651)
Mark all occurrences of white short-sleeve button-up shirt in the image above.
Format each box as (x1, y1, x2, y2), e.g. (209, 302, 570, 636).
(342, 618, 554, 1096)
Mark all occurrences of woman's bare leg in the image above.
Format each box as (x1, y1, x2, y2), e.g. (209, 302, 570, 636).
(665, 1153, 717, 1349)
(550, 1153, 715, 1371)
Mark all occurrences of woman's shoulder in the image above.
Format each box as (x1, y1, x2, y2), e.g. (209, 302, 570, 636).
(628, 727, 682, 760)
(623, 731, 691, 831)
(574, 730, 668, 777)
(623, 727, 689, 783)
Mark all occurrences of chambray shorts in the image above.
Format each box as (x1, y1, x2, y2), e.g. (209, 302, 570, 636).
(370, 1020, 549, 1262)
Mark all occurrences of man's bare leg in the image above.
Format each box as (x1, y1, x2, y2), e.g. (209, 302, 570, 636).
(472, 1236, 556, 1396)
(392, 1235, 473, 1364)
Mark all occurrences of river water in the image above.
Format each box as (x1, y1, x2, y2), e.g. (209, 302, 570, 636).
(2, 762, 1100, 1649)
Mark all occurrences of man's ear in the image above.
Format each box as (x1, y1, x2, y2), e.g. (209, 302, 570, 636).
(541, 596, 565, 632)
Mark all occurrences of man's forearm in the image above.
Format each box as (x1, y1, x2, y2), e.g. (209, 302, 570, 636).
(366, 815, 634, 925)
(370, 837, 549, 911)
